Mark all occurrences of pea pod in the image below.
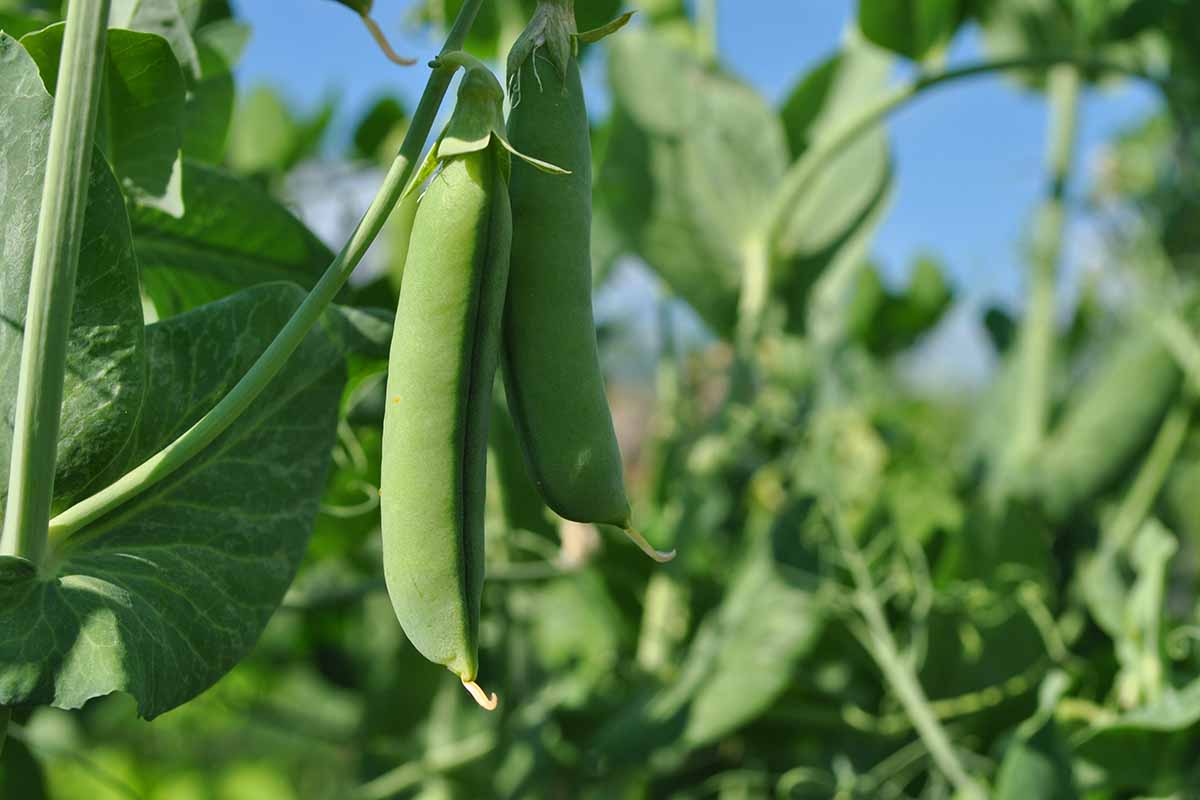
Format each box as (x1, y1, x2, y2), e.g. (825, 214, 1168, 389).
(1037, 329, 1182, 520)
(380, 57, 563, 708)
(503, 2, 673, 562)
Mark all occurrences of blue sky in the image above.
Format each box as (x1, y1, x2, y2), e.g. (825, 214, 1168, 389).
(231, 1, 1162, 381)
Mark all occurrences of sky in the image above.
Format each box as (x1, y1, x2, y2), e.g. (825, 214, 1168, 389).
(231, 1, 1163, 385)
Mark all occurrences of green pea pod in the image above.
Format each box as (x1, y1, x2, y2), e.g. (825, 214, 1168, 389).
(503, 2, 673, 563)
(380, 58, 563, 709)
(1037, 329, 1182, 519)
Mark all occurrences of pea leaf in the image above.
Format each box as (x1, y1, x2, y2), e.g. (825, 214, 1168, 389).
(0, 9, 55, 37)
(600, 28, 790, 337)
(859, 0, 967, 62)
(130, 160, 334, 318)
(590, 503, 825, 766)
(0, 283, 388, 719)
(1073, 677, 1200, 793)
(0, 33, 146, 515)
(227, 86, 335, 176)
(184, 19, 250, 164)
(774, 35, 895, 334)
(108, 0, 201, 80)
(22, 24, 187, 217)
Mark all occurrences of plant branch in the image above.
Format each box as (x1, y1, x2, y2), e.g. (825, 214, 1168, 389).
(826, 504, 987, 800)
(1105, 397, 1193, 553)
(1, 0, 111, 567)
(1156, 312, 1200, 392)
(1010, 65, 1082, 468)
(352, 732, 496, 800)
(47, 0, 487, 547)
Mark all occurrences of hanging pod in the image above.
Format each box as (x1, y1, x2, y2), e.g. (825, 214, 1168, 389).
(502, 1, 673, 562)
(380, 55, 564, 709)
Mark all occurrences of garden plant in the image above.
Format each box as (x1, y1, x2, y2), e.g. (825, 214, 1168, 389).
(1, 0, 1199, 797)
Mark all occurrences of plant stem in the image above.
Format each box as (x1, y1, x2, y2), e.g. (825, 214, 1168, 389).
(1011, 65, 1082, 467)
(0, 706, 9, 759)
(1105, 398, 1193, 552)
(697, 0, 718, 63)
(1, 0, 111, 567)
(828, 505, 987, 800)
(1156, 312, 1200, 392)
(46, 0, 486, 547)
(352, 732, 496, 800)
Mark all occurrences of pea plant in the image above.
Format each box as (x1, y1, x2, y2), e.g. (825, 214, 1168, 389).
(1, 0, 1199, 798)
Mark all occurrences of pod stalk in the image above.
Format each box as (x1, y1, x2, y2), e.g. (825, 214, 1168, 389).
(620, 526, 677, 563)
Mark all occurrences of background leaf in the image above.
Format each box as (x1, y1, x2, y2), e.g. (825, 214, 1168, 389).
(22, 24, 188, 216)
(132, 161, 334, 318)
(0, 33, 146, 515)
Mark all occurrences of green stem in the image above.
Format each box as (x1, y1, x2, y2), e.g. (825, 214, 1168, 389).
(828, 505, 987, 800)
(352, 732, 496, 800)
(1, 0, 111, 567)
(46, 0, 486, 547)
(697, 0, 718, 63)
(1011, 65, 1082, 465)
(0, 706, 9, 759)
(1156, 312, 1200, 392)
(1104, 398, 1193, 553)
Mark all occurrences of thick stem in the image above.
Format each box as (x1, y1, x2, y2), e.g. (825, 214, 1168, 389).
(46, 0, 486, 546)
(697, 0, 718, 63)
(1, 0, 111, 567)
(1011, 66, 1082, 466)
(829, 506, 987, 799)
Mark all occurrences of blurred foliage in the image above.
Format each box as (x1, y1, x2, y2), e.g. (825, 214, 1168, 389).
(2, 0, 1200, 799)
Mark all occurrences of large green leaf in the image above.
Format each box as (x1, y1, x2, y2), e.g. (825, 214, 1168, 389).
(994, 675, 1079, 800)
(0, 283, 388, 719)
(590, 502, 824, 767)
(132, 160, 334, 318)
(0, 33, 146, 514)
(227, 85, 335, 177)
(1072, 677, 1200, 793)
(859, 0, 966, 61)
(184, 19, 249, 164)
(775, 36, 895, 333)
(679, 502, 825, 747)
(109, 0, 201, 80)
(0, 9, 54, 37)
(21, 24, 187, 216)
(600, 28, 790, 337)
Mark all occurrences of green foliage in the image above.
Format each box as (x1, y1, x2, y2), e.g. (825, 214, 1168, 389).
(132, 161, 335, 317)
(859, 0, 969, 61)
(1, 2, 1199, 799)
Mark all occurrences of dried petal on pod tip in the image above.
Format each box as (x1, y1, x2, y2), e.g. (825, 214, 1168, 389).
(462, 679, 500, 711)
